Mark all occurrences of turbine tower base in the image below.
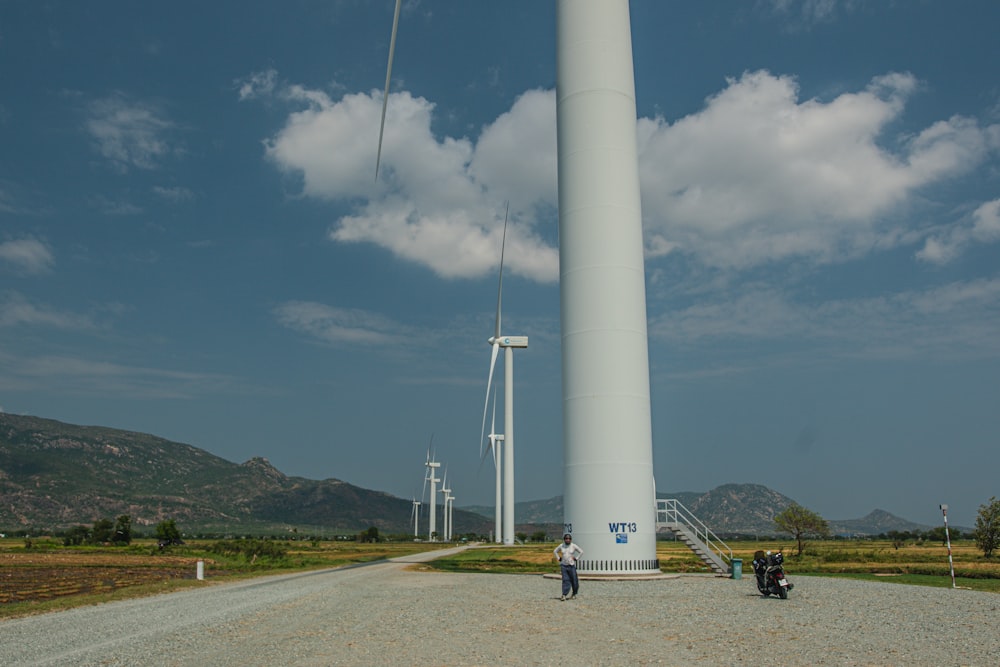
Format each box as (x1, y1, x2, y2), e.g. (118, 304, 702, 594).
(576, 559, 661, 577)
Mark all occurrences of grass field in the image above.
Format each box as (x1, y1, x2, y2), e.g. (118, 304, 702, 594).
(420, 538, 1000, 592)
(2, 537, 996, 618)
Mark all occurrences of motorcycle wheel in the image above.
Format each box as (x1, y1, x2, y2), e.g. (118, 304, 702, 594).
(778, 586, 788, 599)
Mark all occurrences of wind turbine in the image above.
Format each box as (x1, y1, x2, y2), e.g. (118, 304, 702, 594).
(479, 207, 527, 546)
(422, 444, 441, 542)
(555, 0, 658, 574)
(439, 469, 452, 541)
(373, 11, 522, 547)
(445, 490, 455, 541)
(377, 0, 658, 573)
(410, 496, 421, 539)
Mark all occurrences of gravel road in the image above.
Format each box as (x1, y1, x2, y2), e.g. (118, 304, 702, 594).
(1, 548, 997, 666)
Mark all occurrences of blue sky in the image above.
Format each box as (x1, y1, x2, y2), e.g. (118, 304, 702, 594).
(2, 1, 998, 528)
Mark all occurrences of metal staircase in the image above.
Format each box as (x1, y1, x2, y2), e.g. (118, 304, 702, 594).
(656, 498, 733, 575)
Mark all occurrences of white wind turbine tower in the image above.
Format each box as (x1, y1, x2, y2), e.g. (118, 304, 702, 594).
(479, 208, 527, 546)
(555, 0, 658, 574)
(485, 386, 504, 544)
(423, 448, 441, 542)
(439, 469, 452, 541)
(446, 491, 455, 541)
(410, 497, 421, 539)
(377, 0, 658, 573)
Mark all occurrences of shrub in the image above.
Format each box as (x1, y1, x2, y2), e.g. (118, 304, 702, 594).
(208, 539, 288, 561)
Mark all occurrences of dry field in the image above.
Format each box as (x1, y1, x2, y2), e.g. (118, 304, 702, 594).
(0, 538, 453, 616)
(0, 550, 209, 606)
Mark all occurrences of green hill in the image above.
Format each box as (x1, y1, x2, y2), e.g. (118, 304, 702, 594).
(0, 412, 488, 536)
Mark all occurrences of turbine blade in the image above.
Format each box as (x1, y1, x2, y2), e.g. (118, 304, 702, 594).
(493, 202, 509, 340)
(479, 341, 500, 459)
(375, 0, 402, 182)
(490, 386, 500, 469)
(477, 441, 492, 475)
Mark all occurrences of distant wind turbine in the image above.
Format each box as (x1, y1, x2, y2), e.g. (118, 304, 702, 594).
(479, 205, 527, 546)
(410, 496, 421, 539)
(445, 491, 455, 541)
(422, 443, 441, 541)
(439, 469, 452, 541)
(373, 12, 525, 547)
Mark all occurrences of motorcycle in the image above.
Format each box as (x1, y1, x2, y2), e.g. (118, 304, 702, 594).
(752, 550, 793, 599)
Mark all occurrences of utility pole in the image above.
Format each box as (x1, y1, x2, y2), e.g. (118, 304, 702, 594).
(939, 504, 957, 589)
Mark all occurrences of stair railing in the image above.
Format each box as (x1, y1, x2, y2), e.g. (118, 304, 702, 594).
(656, 498, 733, 569)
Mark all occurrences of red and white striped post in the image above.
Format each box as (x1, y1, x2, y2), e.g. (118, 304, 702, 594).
(939, 504, 956, 589)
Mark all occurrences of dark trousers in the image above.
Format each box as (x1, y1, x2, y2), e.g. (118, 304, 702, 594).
(560, 563, 579, 596)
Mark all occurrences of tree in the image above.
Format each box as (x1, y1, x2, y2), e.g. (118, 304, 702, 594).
(63, 525, 90, 546)
(974, 496, 1000, 558)
(91, 518, 114, 544)
(887, 530, 911, 550)
(155, 519, 182, 547)
(112, 515, 132, 545)
(773, 503, 830, 556)
(925, 526, 959, 545)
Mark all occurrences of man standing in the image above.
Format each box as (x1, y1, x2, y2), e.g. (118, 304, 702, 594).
(554, 533, 583, 601)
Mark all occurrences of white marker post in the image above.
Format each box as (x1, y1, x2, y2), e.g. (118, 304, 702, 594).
(939, 504, 956, 589)
(197, 559, 205, 581)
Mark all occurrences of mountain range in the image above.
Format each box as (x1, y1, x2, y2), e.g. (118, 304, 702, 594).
(466, 486, 936, 537)
(1, 413, 934, 537)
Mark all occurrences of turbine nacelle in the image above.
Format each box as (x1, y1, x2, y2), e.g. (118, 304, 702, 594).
(488, 335, 528, 348)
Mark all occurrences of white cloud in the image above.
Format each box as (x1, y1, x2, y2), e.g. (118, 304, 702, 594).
(638, 70, 998, 269)
(650, 277, 1000, 362)
(89, 195, 143, 216)
(765, 0, 857, 29)
(274, 301, 412, 346)
(236, 68, 278, 101)
(258, 69, 997, 281)
(917, 199, 1000, 264)
(152, 185, 194, 202)
(971, 199, 1000, 243)
(468, 89, 558, 211)
(85, 93, 176, 171)
(0, 351, 239, 398)
(0, 238, 54, 274)
(263, 84, 559, 283)
(0, 291, 96, 330)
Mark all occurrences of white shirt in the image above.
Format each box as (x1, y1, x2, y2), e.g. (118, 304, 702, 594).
(554, 541, 583, 566)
